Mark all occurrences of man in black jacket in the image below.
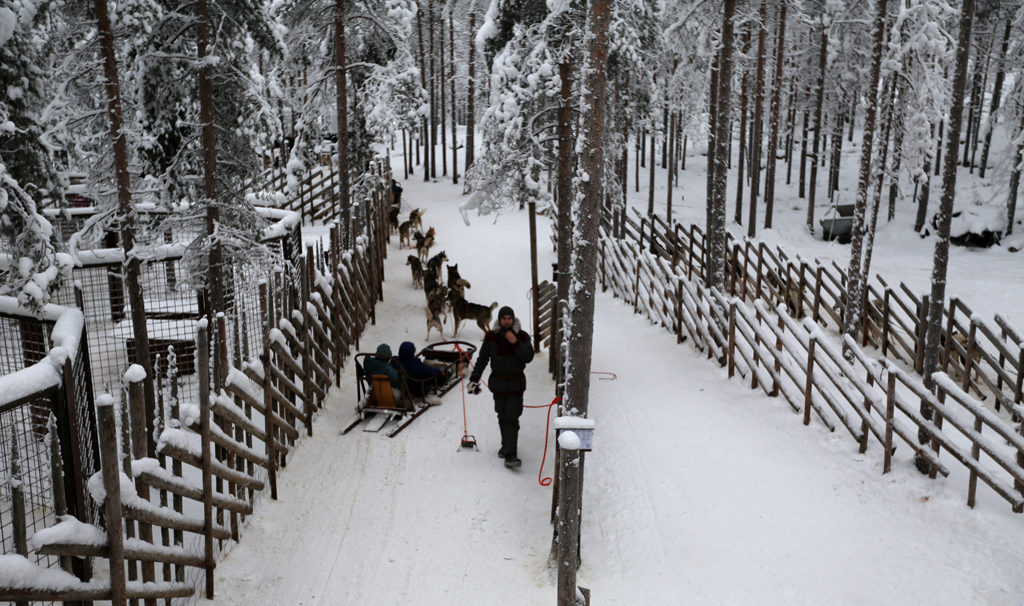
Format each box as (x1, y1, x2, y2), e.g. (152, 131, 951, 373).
(468, 306, 534, 469)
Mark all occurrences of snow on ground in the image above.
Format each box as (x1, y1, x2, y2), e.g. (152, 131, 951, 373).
(204, 161, 1024, 605)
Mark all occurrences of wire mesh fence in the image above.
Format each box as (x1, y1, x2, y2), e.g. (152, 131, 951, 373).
(0, 312, 99, 574)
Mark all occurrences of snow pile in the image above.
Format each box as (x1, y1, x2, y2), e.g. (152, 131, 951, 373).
(29, 515, 107, 550)
(0, 554, 104, 591)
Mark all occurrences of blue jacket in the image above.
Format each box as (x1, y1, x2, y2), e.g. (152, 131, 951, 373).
(363, 355, 400, 386)
(397, 342, 442, 381)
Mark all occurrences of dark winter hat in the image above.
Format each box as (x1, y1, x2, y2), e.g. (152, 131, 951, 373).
(376, 343, 392, 357)
(498, 306, 515, 319)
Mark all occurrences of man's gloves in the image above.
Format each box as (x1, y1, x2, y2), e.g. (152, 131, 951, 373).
(467, 381, 482, 395)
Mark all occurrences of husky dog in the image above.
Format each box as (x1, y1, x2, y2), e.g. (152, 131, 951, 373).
(426, 251, 448, 283)
(399, 220, 413, 248)
(414, 231, 434, 264)
(407, 255, 424, 289)
(409, 208, 426, 231)
(426, 299, 445, 340)
(446, 263, 471, 296)
(388, 206, 401, 234)
(451, 294, 498, 336)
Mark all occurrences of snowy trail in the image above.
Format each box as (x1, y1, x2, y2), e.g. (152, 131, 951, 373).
(203, 176, 1024, 605)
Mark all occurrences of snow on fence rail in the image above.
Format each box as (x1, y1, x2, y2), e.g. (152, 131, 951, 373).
(599, 227, 1024, 514)
(0, 181, 391, 603)
(604, 207, 1024, 418)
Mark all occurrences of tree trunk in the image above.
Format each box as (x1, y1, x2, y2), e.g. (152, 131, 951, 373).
(1004, 105, 1024, 235)
(828, 109, 844, 197)
(558, 0, 610, 600)
(763, 0, 787, 229)
(707, 0, 736, 292)
(417, 5, 429, 181)
(335, 0, 351, 243)
(554, 58, 574, 390)
(841, 0, 886, 347)
(465, 10, 476, 171)
(918, 0, 975, 474)
(864, 76, 897, 279)
(439, 10, 447, 178)
(429, 0, 437, 179)
(94, 0, 157, 457)
(735, 26, 751, 225)
(747, 0, 768, 238)
(450, 10, 458, 185)
(887, 77, 907, 221)
(980, 19, 1011, 179)
(968, 40, 991, 172)
(197, 0, 224, 325)
(706, 51, 720, 229)
(667, 111, 675, 221)
(914, 124, 934, 233)
(807, 22, 828, 233)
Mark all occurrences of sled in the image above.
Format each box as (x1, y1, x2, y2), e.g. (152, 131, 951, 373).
(342, 341, 476, 437)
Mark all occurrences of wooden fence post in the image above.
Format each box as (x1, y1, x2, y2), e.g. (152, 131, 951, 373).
(197, 321, 215, 599)
(302, 249, 315, 436)
(930, 388, 945, 480)
(813, 264, 823, 324)
(727, 301, 736, 379)
(915, 295, 929, 374)
(883, 371, 896, 474)
(881, 289, 891, 356)
(803, 337, 816, 425)
(770, 313, 782, 396)
(968, 406, 982, 509)
(96, 399, 127, 605)
(676, 280, 684, 344)
(260, 350, 278, 500)
(126, 375, 156, 601)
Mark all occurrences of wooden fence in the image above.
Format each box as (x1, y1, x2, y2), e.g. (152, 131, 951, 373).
(1, 190, 389, 603)
(607, 207, 1024, 417)
(258, 158, 393, 228)
(599, 226, 1024, 514)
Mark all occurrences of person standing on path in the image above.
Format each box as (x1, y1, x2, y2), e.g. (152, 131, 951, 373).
(467, 306, 534, 468)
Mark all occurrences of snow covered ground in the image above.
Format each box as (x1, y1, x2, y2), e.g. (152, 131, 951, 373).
(203, 160, 1024, 604)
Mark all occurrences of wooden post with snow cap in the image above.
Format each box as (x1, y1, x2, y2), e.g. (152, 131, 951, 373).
(555, 415, 594, 606)
(197, 320, 215, 598)
(96, 396, 127, 605)
(261, 349, 278, 500)
(125, 366, 157, 602)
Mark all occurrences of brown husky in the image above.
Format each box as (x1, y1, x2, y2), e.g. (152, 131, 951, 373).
(451, 294, 498, 337)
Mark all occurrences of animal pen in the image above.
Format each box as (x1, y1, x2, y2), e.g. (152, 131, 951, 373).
(0, 160, 393, 603)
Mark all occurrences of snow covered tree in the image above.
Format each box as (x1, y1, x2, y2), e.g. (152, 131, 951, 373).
(0, 0, 68, 311)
